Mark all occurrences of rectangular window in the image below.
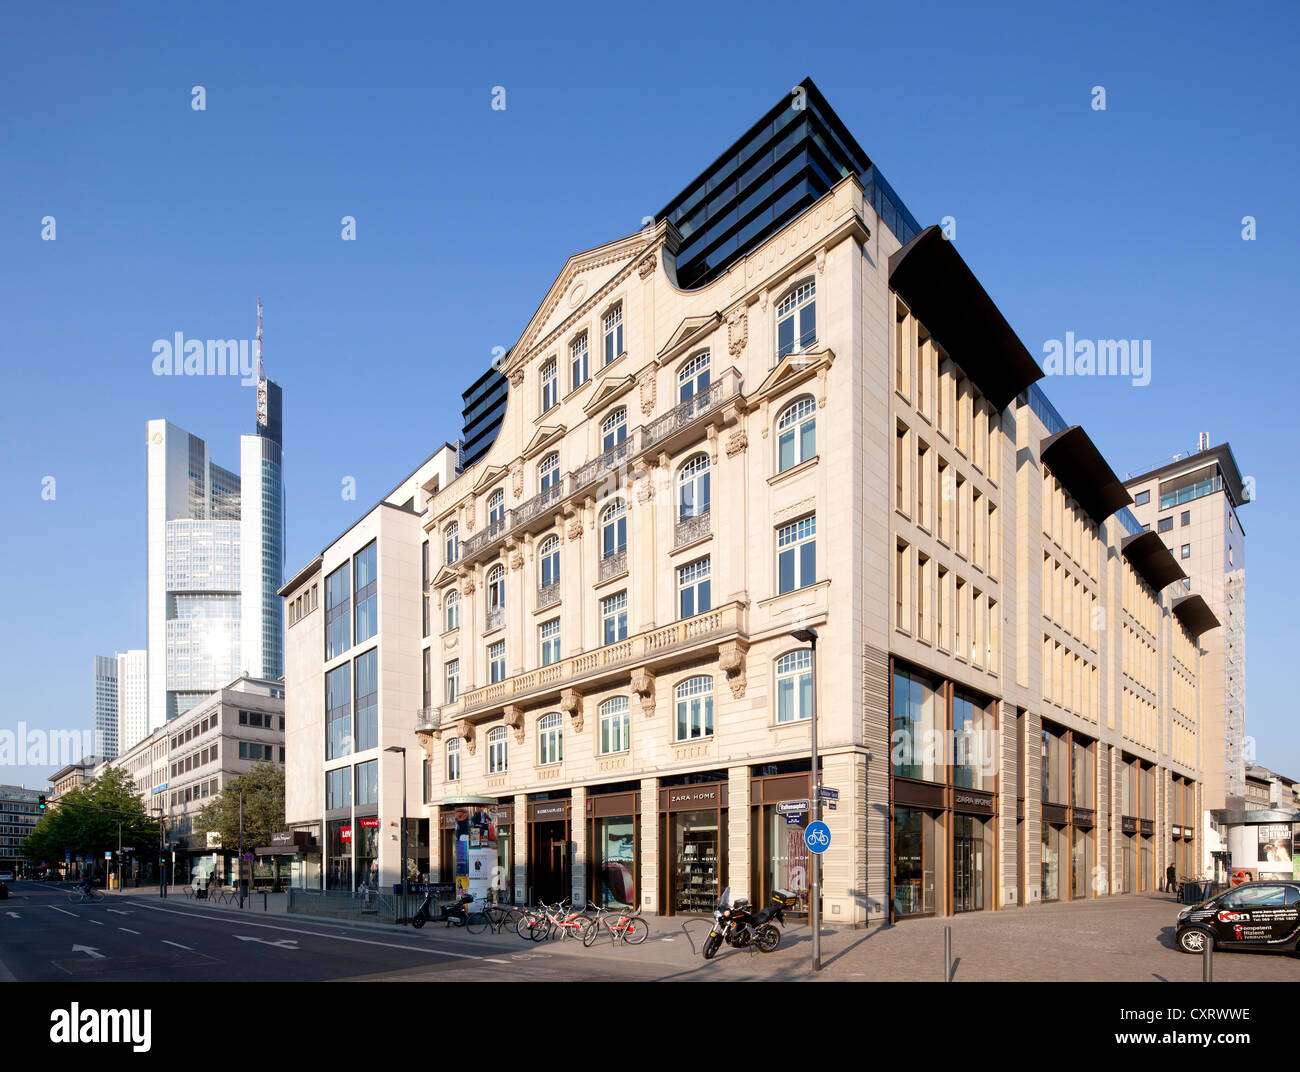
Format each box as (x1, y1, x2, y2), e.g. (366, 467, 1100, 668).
(602, 591, 628, 645)
(1181, 544, 1190, 559)
(353, 648, 378, 753)
(776, 515, 816, 594)
(355, 759, 378, 806)
(488, 642, 506, 684)
(445, 659, 460, 705)
(1180, 510, 1190, 526)
(678, 557, 711, 619)
(325, 563, 351, 659)
(326, 766, 351, 809)
(570, 333, 589, 389)
(603, 304, 623, 366)
(422, 541, 430, 638)
(896, 541, 910, 631)
(446, 742, 461, 782)
(1157, 517, 1173, 533)
(1134, 490, 1150, 506)
(354, 541, 377, 644)
(326, 663, 352, 760)
(539, 618, 561, 666)
(423, 647, 431, 708)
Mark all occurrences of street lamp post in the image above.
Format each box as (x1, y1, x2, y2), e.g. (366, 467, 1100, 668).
(385, 746, 408, 924)
(238, 786, 244, 909)
(791, 626, 820, 973)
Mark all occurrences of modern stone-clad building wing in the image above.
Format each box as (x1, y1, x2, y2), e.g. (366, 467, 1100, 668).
(283, 80, 1214, 923)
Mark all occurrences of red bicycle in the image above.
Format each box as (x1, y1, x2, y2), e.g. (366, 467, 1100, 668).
(584, 902, 650, 946)
(523, 898, 593, 942)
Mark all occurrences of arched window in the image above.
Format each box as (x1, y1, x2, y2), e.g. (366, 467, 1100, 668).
(677, 453, 711, 521)
(776, 279, 816, 359)
(487, 727, 508, 774)
(776, 396, 816, 472)
(540, 358, 558, 413)
(444, 588, 459, 633)
(538, 712, 563, 765)
(674, 676, 714, 742)
(538, 452, 560, 492)
(446, 738, 461, 782)
(601, 499, 627, 559)
(678, 350, 710, 402)
(445, 522, 459, 565)
(487, 564, 506, 610)
(775, 649, 812, 723)
(538, 534, 561, 588)
(488, 489, 505, 527)
(599, 696, 630, 755)
(601, 407, 627, 452)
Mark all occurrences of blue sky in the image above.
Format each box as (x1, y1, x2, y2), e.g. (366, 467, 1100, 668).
(1, 0, 1296, 787)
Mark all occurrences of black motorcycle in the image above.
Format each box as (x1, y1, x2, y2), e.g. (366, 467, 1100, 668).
(410, 890, 473, 929)
(703, 887, 799, 959)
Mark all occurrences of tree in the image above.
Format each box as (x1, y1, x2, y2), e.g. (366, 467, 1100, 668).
(24, 767, 158, 871)
(193, 763, 285, 852)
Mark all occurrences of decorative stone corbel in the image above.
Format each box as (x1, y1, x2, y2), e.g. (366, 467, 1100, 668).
(707, 424, 719, 465)
(509, 367, 525, 388)
(760, 397, 770, 438)
(462, 493, 476, 533)
(510, 461, 523, 499)
(815, 247, 826, 275)
(508, 546, 524, 572)
(417, 735, 438, 763)
(638, 369, 656, 416)
(630, 667, 656, 717)
(719, 639, 749, 699)
(560, 688, 583, 733)
(458, 720, 477, 756)
(460, 571, 475, 597)
(566, 517, 584, 541)
(727, 309, 748, 357)
(725, 429, 749, 457)
(637, 252, 657, 280)
(502, 704, 525, 745)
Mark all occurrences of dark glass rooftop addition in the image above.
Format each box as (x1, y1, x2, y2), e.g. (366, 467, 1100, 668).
(459, 364, 508, 469)
(658, 78, 921, 291)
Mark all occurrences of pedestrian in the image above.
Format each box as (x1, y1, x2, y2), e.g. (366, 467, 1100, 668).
(1165, 862, 1177, 894)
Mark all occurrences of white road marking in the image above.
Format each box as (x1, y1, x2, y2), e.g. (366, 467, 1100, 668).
(71, 945, 104, 959)
(46, 906, 78, 918)
(119, 928, 140, 935)
(235, 935, 298, 949)
(86, 919, 104, 926)
(162, 940, 193, 951)
(107, 909, 130, 916)
(6, 912, 20, 919)
(136, 901, 510, 963)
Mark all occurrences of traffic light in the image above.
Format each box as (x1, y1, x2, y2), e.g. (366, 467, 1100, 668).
(38, 795, 46, 811)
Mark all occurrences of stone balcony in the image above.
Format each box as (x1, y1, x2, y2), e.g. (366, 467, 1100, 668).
(421, 599, 749, 729)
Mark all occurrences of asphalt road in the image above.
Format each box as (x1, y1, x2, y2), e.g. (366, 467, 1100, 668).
(0, 881, 597, 982)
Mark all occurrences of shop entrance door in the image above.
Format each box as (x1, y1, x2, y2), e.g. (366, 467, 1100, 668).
(952, 815, 985, 913)
(530, 820, 570, 904)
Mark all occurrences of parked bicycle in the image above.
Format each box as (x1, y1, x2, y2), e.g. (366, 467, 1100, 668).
(516, 898, 592, 942)
(466, 898, 523, 935)
(584, 901, 650, 946)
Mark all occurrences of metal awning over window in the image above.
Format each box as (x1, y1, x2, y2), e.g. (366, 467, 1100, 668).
(1040, 426, 1133, 525)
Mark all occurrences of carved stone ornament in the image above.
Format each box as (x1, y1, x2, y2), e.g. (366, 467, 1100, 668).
(815, 247, 826, 275)
(567, 518, 584, 541)
(635, 473, 655, 504)
(727, 310, 748, 357)
(460, 576, 476, 597)
(509, 550, 524, 571)
(462, 494, 476, 533)
(725, 429, 749, 457)
(637, 252, 657, 280)
(560, 688, 583, 732)
(630, 667, 656, 717)
(503, 704, 525, 745)
(509, 367, 525, 388)
(719, 639, 748, 699)
(638, 369, 657, 416)
(417, 735, 438, 762)
(511, 462, 523, 499)
(458, 720, 477, 756)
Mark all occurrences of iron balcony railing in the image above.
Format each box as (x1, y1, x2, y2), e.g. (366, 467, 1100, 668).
(675, 510, 711, 548)
(513, 482, 564, 528)
(462, 515, 510, 558)
(537, 582, 560, 610)
(598, 549, 628, 583)
(641, 380, 724, 452)
(416, 706, 441, 731)
(486, 605, 505, 633)
(571, 437, 636, 497)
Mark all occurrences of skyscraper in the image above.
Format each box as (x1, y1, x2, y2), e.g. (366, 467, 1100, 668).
(92, 655, 119, 759)
(92, 649, 148, 758)
(145, 303, 285, 730)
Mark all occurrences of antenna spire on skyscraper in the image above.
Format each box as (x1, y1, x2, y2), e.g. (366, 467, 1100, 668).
(255, 297, 269, 429)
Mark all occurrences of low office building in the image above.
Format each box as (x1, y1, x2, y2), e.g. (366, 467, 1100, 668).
(104, 675, 285, 885)
(48, 757, 104, 801)
(0, 785, 41, 876)
(284, 81, 1216, 922)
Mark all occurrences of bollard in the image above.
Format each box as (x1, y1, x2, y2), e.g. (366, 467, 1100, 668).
(943, 926, 952, 982)
(1202, 939, 1213, 983)
(263, 891, 268, 912)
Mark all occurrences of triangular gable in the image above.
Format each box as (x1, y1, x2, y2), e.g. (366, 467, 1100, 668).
(471, 463, 509, 495)
(510, 232, 656, 369)
(582, 374, 637, 416)
(748, 348, 836, 408)
(431, 564, 460, 589)
(522, 425, 566, 460)
(656, 313, 721, 366)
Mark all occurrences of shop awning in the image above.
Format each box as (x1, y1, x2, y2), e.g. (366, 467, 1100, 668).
(1040, 426, 1133, 526)
(1121, 531, 1187, 591)
(253, 844, 320, 856)
(888, 225, 1044, 411)
(1172, 593, 1220, 637)
(437, 795, 498, 807)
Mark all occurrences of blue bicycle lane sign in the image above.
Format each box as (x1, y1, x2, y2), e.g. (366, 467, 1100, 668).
(804, 821, 831, 854)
